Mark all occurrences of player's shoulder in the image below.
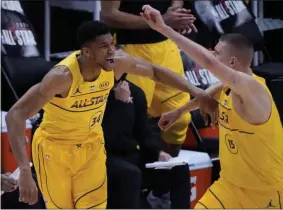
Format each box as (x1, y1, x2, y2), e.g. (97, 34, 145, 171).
(45, 65, 72, 83)
(40, 65, 73, 93)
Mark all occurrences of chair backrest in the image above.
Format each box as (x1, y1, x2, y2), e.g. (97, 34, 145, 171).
(1, 0, 41, 58)
(192, 0, 265, 52)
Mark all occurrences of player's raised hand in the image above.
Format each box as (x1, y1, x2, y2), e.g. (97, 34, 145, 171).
(140, 5, 167, 32)
(158, 110, 181, 131)
(18, 170, 38, 205)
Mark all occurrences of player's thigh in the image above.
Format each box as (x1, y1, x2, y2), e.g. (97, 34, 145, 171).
(32, 133, 73, 209)
(195, 180, 242, 209)
(72, 144, 107, 209)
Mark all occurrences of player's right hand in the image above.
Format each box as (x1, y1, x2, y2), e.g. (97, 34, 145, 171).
(158, 110, 181, 131)
(197, 96, 219, 127)
(18, 169, 38, 205)
(140, 5, 167, 32)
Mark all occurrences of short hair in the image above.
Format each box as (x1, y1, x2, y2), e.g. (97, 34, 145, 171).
(219, 33, 253, 50)
(219, 33, 254, 65)
(77, 20, 110, 48)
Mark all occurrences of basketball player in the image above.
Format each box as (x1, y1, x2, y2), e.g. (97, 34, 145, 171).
(142, 5, 283, 208)
(5, 21, 206, 209)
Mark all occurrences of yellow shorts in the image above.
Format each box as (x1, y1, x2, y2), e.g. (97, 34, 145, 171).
(195, 178, 283, 209)
(125, 39, 191, 144)
(32, 128, 107, 209)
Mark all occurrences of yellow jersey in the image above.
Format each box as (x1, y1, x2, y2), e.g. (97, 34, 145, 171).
(218, 74, 283, 191)
(39, 51, 114, 144)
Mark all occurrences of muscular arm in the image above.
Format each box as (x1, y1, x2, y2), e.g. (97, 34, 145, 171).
(176, 82, 223, 115)
(100, 1, 149, 29)
(5, 66, 72, 171)
(160, 26, 260, 98)
(114, 53, 205, 97)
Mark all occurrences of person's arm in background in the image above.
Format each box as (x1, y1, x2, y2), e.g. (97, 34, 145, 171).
(100, 0, 195, 30)
(100, 1, 149, 29)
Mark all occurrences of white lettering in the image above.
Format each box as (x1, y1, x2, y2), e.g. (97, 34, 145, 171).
(215, 4, 229, 21)
(1, 30, 16, 45)
(225, 1, 235, 15)
(185, 71, 201, 86)
(199, 69, 209, 85)
(15, 30, 37, 46)
(1, 0, 24, 14)
(190, 176, 197, 202)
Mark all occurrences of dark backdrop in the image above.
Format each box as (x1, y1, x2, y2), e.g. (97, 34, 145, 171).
(21, 0, 283, 62)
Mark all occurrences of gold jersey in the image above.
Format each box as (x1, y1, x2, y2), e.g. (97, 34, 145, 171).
(218, 74, 283, 191)
(39, 51, 114, 144)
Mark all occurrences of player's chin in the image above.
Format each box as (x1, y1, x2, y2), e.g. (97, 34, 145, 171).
(103, 61, 115, 71)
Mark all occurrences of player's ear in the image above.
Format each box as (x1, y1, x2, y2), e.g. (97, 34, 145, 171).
(81, 47, 92, 59)
(230, 56, 237, 67)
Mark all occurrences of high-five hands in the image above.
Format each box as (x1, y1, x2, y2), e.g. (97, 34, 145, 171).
(140, 5, 197, 34)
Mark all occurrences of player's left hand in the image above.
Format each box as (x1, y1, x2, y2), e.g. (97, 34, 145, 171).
(158, 110, 181, 131)
(158, 151, 172, 161)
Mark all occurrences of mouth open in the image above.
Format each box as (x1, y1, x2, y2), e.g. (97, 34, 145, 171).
(106, 58, 115, 64)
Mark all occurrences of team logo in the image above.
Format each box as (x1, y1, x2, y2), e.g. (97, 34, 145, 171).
(89, 111, 103, 130)
(73, 87, 81, 95)
(99, 81, 109, 89)
(225, 134, 238, 154)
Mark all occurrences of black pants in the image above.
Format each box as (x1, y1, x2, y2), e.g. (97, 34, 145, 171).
(106, 155, 142, 209)
(148, 117, 191, 209)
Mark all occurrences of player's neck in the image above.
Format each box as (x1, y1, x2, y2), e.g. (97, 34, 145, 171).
(78, 57, 101, 82)
(237, 67, 253, 75)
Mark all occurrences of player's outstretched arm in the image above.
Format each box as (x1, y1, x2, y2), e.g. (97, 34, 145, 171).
(114, 50, 206, 98)
(158, 82, 223, 130)
(140, 5, 260, 98)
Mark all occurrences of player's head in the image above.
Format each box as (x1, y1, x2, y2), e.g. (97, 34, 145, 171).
(214, 33, 254, 71)
(77, 21, 115, 71)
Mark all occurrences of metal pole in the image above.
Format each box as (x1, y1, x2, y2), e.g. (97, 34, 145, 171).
(251, 0, 259, 67)
(44, 0, 50, 61)
(93, 0, 101, 20)
(258, 0, 264, 64)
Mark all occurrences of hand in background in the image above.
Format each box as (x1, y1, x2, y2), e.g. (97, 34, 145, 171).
(114, 80, 133, 103)
(158, 151, 172, 161)
(1, 173, 18, 193)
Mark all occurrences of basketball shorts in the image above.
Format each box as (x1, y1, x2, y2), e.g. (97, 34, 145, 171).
(32, 128, 107, 209)
(125, 39, 191, 144)
(195, 178, 283, 209)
